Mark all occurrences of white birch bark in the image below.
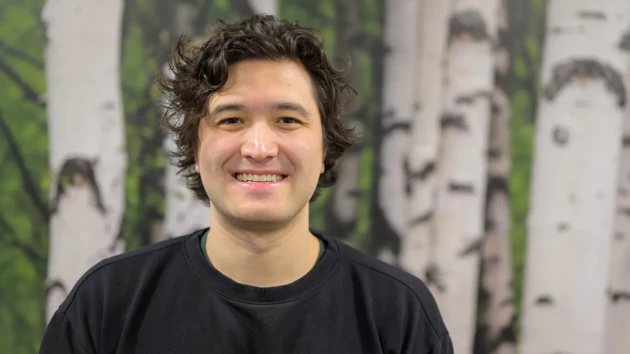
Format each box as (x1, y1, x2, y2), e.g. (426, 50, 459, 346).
(376, 0, 418, 263)
(479, 1, 515, 353)
(431, 1, 498, 352)
(519, 2, 630, 353)
(249, 0, 277, 15)
(604, 25, 630, 354)
(42, 0, 126, 322)
(163, 2, 209, 240)
(403, 0, 452, 282)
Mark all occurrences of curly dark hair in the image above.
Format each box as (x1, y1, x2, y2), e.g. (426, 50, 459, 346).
(157, 14, 360, 204)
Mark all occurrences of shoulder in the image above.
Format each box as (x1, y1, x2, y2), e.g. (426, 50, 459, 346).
(333, 239, 449, 339)
(56, 229, 201, 315)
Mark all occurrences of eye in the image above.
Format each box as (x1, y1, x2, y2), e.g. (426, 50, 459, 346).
(278, 117, 299, 124)
(218, 117, 242, 125)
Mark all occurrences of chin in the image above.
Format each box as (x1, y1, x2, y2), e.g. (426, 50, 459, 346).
(227, 206, 294, 225)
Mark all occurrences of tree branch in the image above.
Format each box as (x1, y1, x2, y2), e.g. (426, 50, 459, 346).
(0, 55, 45, 107)
(0, 213, 47, 276)
(0, 39, 45, 70)
(0, 112, 50, 221)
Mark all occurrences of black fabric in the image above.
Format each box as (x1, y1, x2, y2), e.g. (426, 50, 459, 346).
(39, 228, 453, 354)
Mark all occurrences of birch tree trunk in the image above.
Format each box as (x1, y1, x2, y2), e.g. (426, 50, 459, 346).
(42, 0, 127, 322)
(249, 0, 277, 15)
(519, 2, 630, 353)
(476, 0, 516, 353)
(432, 1, 498, 352)
(324, 0, 363, 242)
(163, 1, 209, 240)
(374, 0, 418, 264)
(403, 0, 452, 283)
(604, 25, 630, 354)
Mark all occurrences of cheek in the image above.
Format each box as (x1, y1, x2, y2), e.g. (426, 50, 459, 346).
(287, 138, 324, 174)
(198, 136, 235, 173)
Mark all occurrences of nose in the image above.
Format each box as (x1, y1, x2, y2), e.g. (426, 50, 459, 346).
(240, 121, 279, 162)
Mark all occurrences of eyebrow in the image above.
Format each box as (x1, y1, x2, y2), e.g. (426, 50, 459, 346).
(209, 102, 311, 119)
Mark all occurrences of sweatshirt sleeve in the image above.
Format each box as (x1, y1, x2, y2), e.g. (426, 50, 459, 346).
(39, 310, 94, 354)
(430, 333, 454, 354)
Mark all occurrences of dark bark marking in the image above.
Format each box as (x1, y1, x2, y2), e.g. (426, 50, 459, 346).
(449, 181, 475, 193)
(45, 279, 68, 296)
(108, 227, 125, 252)
(557, 222, 569, 232)
(487, 148, 501, 159)
(620, 188, 629, 197)
(552, 126, 569, 146)
(487, 176, 509, 195)
(614, 232, 624, 241)
(425, 262, 447, 293)
(485, 218, 496, 232)
(382, 121, 411, 137)
(404, 158, 436, 196)
(413, 101, 421, 112)
(51, 157, 107, 215)
(486, 255, 500, 267)
(458, 238, 482, 257)
(487, 321, 518, 352)
(535, 295, 554, 306)
(609, 290, 630, 303)
(440, 112, 469, 131)
(622, 135, 630, 147)
(491, 100, 501, 116)
(619, 29, 630, 51)
(409, 210, 434, 227)
(404, 159, 435, 185)
(542, 59, 627, 108)
(549, 26, 583, 36)
(103, 100, 116, 110)
(618, 207, 630, 217)
(576, 10, 606, 21)
(455, 90, 492, 105)
(499, 297, 514, 308)
(448, 9, 489, 43)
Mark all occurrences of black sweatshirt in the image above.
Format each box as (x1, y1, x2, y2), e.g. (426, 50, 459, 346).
(39, 228, 453, 354)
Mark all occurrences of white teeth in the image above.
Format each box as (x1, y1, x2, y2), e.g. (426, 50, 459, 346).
(235, 173, 284, 182)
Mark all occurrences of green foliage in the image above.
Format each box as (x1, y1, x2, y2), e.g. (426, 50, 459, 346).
(506, 0, 546, 340)
(0, 0, 49, 352)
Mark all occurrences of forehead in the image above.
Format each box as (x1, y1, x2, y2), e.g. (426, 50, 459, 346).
(209, 59, 318, 110)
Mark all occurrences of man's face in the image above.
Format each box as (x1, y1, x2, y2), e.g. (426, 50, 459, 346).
(196, 59, 325, 228)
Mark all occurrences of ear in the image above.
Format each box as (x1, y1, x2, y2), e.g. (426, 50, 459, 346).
(321, 149, 326, 174)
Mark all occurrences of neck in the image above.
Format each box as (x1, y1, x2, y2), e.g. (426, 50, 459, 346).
(205, 206, 320, 288)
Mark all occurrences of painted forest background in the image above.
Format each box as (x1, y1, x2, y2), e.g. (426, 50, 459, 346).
(1, 0, 629, 353)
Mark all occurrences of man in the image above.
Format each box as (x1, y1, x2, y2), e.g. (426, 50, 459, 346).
(40, 14, 453, 353)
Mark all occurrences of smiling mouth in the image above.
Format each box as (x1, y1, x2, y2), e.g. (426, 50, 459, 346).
(232, 173, 288, 182)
